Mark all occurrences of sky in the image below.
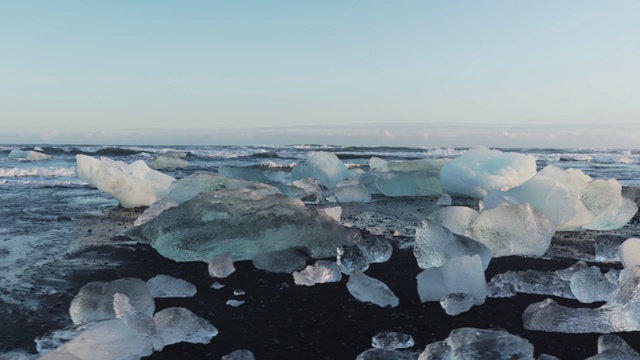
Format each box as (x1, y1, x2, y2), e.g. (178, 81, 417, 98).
(1, 1, 640, 148)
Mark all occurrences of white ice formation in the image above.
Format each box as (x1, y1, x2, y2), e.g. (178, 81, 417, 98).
(371, 331, 415, 350)
(292, 260, 342, 286)
(166, 173, 281, 204)
(346, 270, 399, 308)
(333, 179, 371, 202)
(440, 147, 537, 199)
(440, 293, 476, 316)
(290, 151, 352, 189)
(619, 238, 640, 269)
(8, 149, 52, 160)
(148, 152, 189, 170)
(416, 255, 487, 307)
(145, 274, 197, 298)
(369, 157, 449, 197)
(208, 252, 236, 278)
(76, 155, 175, 208)
(426, 206, 479, 236)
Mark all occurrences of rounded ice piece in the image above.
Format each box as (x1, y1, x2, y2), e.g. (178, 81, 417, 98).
(292, 260, 342, 286)
(153, 307, 218, 346)
(333, 179, 371, 203)
(372, 331, 415, 350)
(427, 206, 479, 236)
(146, 274, 197, 298)
(416, 255, 487, 305)
(347, 270, 399, 308)
(222, 349, 256, 360)
(440, 293, 475, 316)
(290, 152, 351, 189)
(619, 238, 640, 269)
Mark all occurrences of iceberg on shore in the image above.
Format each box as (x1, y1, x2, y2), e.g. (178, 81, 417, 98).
(76, 155, 175, 208)
(127, 189, 361, 262)
(8, 149, 52, 160)
(370, 157, 449, 197)
(440, 147, 537, 199)
(167, 173, 281, 204)
(290, 151, 351, 189)
(148, 152, 189, 170)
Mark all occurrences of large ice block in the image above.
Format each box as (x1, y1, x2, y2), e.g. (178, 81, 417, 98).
(581, 179, 638, 231)
(69, 278, 154, 326)
(371, 331, 415, 350)
(8, 149, 52, 160)
(619, 238, 640, 269)
(128, 190, 360, 262)
(290, 152, 351, 189)
(416, 255, 486, 307)
(252, 247, 309, 274)
(413, 220, 491, 270)
(585, 335, 640, 359)
(418, 327, 535, 360)
(333, 179, 371, 202)
(76, 155, 175, 208)
(466, 203, 555, 257)
(166, 173, 281, 204)
(570, 266, 618, 303)
(426, 206, 479, 236)
(292, 260, 342, 286)
(439, 147, 537, 199)
(374, 171, 443, 197)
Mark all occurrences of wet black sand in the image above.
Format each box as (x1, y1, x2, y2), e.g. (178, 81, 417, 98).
(3, 234, 639, 359)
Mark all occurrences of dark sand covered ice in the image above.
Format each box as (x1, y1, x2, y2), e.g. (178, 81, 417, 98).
(2, 195, 640, 359)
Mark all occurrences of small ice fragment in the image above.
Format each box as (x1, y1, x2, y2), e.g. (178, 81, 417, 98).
(440, 293, 475, 316)
(293, 260, 342, 286)
(619, 238, 640, 269)
(337, 245, 369, 275)
(416, 255, 487, 306)
(346, 270, 399, 308)
(146, 274, 197, 298)
(371, 331, 415, 350)
(153, 307, 218, 346)
(586, 334, 640, 359)
(233, 289, 245, 296)
(133, 199, 178, 226)
(222, 349, 256, 360)
(356, 236, 393, 264)
(226, 300, 245, 307)
(333, 179, 371, 202)
(595, 234, 628, 262)
(113, 293, 163, 351)
(437, 193, 452, 206)
(356, 348, 419, 360)
(290, 152, 352, 189)
(208, 252, 236, 278)
(211, 282, 225, 290)
(570, 266, 618, 303)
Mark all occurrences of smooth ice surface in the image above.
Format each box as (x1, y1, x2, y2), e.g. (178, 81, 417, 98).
(337, 245, 370, 275)
(208, 253, 236, 278)
(372, 331, 415, 350)
(523, 266, 640, 333)
(357, 348, 420, 360)
(333, 179, 371, 202)
(133, 198, 178, 226)
(374, 171, 443, 197)
(440, 293, 475, 316)
(596, 234, 629, 262)
(570, 266, 618, 303)
(290, 152, 351, 189)
(128, 190, 360, 262)
(419, 327, 535, 360)
(148, 152, 189, 170)
(166, 173, 281, 204)
(439, 147, 537, 199)
(221, 349, 256, 360)
(356, 236, 393, 264)
(488, 261, 588, 299)
(8, 149, 52, 160)
(426, 206, 479, 236)
(581, 179, 638, 230)
(413, 220, 491, 270)
(76, 155, 176, 208)
(39, 320, 154, 360)
(619, 238, 640, 269)
(369, 157, 449, 173)
(466, 203, 555, 257)
(251, 247, 309, 274)
(293, 260, 342, 286)
(585, 335, 640, 360)
(416, 255, 487, 305)
(153, 307, 218, 346)
(346, 270, 399, 308)
(146, 274, 197, 298)
(113, 293, 163, 350)
(69, 278, 154, 326)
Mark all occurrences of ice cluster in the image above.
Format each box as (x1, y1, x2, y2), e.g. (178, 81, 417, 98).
(76, 155, 175, 208)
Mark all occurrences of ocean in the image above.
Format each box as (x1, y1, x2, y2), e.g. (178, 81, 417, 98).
(1, 144, 639, 358)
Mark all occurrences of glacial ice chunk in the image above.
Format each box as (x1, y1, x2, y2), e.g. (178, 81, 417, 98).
(357, 348, 420, 360)
(222, 349, 256, 360)
(208, 252, 236, 278)
(356, 236, 393, 264)
(466, 203, 555, 257)
(419, 327, 534, 360)
(416, 255, 487, 305)
(581, 179, 638, 230)
(113, 293, 163, 350)
(293, 260, 342, 286)
(146, 274, 197, 298)
(374, 171, 443, 197)
(166, 173, 281, 204)
(127, 190, 360, 262)
(69, 278, 154, 326)
(436, 193, 452, 206)
(133, 198, 178, 226)
(153, 307, 218, 346)
(413, 220, 491, 270)
(619, 238, 640, 269)
(252, 247, 309, 274)
(439, 147, 537, 199)
(426, 206, 479, 236)
(8, 149, 52, 160)
(570, 266, 619, 303)
(290, 152, 351, 189)
(370, 157, 450, 173)
(76, 155, 175, 208)
(586, 335, 640, 360)
(347, 270, 399, 308)
(440, 293, 475, 316)
(523, 266, 640, 333)
(337, 245, 369, 275)
(372, 331, 415, 350)
(333, 179, 371, 202)
(148, 152, 189, 170)
(39, 320, 154, 360)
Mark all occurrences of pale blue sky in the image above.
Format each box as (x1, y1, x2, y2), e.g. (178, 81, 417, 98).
(2, 1, 640, 147)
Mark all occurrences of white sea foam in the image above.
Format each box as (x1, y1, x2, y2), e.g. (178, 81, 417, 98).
(0, 167, 77, 177)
